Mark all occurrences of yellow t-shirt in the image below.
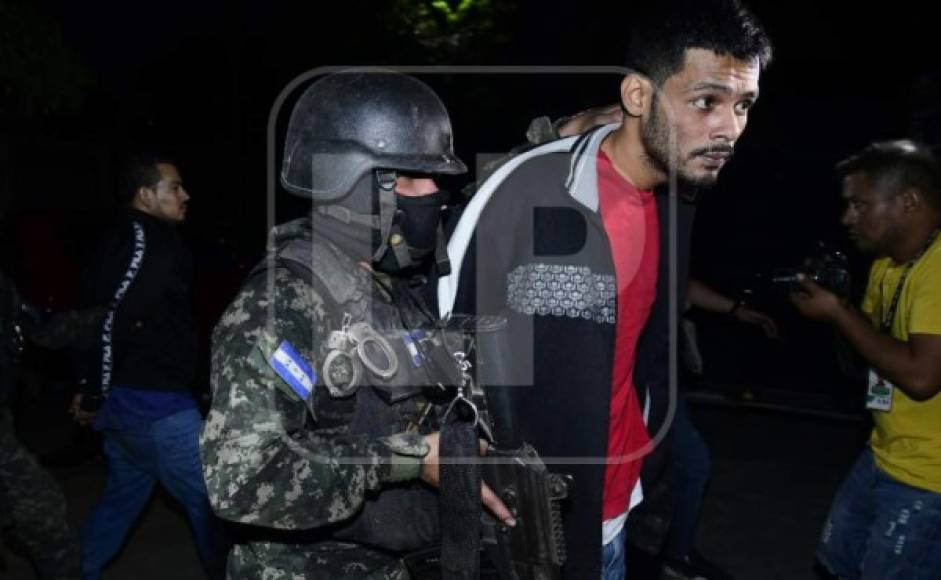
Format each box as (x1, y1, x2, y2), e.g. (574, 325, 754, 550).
(862, 233, 941, 493)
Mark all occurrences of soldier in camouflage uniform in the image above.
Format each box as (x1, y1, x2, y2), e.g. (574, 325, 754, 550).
(0, 270, 81, 579)
(0, 408, 80, 579)
(200, 71, 513, 579)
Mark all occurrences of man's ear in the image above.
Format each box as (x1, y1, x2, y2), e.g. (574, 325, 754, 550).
(133, 186, 154, 210)
(620, 72, 653, 118)
(900, 188, 923, 212)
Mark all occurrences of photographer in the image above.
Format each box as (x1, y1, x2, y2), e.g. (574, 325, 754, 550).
(790, 140, 941, 579)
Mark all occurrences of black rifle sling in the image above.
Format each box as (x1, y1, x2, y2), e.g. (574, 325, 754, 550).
(440, 407, 482, 580)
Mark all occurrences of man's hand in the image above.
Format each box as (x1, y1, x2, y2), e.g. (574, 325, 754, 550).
(734, 305, 779, 338)
(789, 274, 845, 322)
(790, 276, 941, 401)
(420, 432, 516, 527)
(70, 393, 97, 427)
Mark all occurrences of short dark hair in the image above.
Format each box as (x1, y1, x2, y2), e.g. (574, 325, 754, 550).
(836, 140, 941, 210)
(122, 152, 175, 205)
(625, 0, 773, 85)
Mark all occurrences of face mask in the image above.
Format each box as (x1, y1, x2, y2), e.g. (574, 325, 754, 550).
(394, 190, 444, 261)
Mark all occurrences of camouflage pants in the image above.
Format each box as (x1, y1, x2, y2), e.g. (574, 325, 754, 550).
(227, 541, 411, 580)
(0, 408, 80, 579)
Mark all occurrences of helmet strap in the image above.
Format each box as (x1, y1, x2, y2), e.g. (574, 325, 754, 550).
(434, 220, 451, 276)
(388, 221, 413, 269)
(371, 169, 401, 264)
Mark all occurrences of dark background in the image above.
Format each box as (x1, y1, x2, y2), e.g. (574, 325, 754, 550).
(2, 0, 939, 413)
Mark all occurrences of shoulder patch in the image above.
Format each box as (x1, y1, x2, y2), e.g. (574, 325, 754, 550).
(267, 340, 318, 401)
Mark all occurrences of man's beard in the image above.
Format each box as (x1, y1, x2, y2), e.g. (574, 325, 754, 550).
(641, 97, 730, 189)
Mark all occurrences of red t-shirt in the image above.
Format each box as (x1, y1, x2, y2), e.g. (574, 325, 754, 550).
(597, 150, 659, 520)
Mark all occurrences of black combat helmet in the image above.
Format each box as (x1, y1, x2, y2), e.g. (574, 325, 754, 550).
(281, 70, 467, 201)
(279, 70, 466, 274)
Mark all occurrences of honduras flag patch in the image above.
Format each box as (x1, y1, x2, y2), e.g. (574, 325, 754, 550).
(268, 340, 317, 401)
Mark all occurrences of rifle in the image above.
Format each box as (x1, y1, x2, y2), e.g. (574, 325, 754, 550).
(481, 445, 572, 580)
(464, 315, 573, 580)
(404, 315, 573, 580)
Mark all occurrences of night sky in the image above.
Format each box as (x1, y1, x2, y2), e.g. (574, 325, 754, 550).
(2, 0, 938, 410)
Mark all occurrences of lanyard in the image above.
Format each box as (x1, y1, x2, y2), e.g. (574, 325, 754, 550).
(880, 228, 940, 332)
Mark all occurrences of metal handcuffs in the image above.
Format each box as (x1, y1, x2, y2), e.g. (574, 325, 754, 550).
(323, 315, 399, 397)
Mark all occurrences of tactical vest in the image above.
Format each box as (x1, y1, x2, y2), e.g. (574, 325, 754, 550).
(253, 218, 446, 553)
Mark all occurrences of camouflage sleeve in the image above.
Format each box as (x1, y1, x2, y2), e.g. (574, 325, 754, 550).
(199, 268, 430, 530)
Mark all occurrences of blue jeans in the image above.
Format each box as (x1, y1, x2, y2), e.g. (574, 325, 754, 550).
(81, 408, 225, 580)
(662, 393, 711, 560)
(818, 447, 941, 580)
(602, 525, 626, 580)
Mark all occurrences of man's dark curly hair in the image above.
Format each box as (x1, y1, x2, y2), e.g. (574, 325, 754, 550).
(625, 0, 773, 85)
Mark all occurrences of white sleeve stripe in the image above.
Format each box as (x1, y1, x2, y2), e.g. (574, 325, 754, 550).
(99, 221, 147, 397)
(437, 137, 578, 319)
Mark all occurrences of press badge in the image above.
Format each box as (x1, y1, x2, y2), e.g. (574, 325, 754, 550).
(268, 340, 318, 402)
(866, 369, 894, 412)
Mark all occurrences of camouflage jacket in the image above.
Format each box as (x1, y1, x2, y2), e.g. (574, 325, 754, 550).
(200, 218, 445, 579)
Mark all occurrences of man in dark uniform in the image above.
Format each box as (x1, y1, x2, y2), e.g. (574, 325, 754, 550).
(72, 154, 224, 579)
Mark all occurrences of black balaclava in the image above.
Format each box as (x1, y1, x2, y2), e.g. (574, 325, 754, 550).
(312, 171, 447, 276)
(390, 191, 445, 264)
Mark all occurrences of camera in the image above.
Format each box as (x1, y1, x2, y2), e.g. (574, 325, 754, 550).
(771, 243, 852, 299)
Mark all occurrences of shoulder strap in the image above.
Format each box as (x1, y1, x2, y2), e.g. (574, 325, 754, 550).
(245, 231, 370, 322)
